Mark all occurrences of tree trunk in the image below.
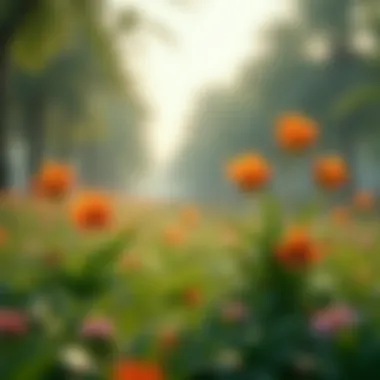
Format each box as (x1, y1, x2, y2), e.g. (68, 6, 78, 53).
(24, 96, 46, 178)
(0, 51, 10, 189)
(0, 0, 43, 189)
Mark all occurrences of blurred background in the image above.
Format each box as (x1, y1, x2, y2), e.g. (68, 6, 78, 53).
(1, 0, 380, 207)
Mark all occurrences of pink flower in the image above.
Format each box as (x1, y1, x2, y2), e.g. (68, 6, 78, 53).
(221, 301, 248, 323)
(0, 308, 28, 335)
(311, 305, 357, 335)
(81, 318, 114, 339)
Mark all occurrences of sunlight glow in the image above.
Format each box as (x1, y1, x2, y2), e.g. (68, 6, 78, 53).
(109, 0, 294, 170)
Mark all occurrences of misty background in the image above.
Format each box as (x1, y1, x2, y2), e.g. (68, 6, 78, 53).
(1, 0, 380, 206)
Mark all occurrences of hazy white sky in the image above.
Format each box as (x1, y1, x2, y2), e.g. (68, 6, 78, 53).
(109, 0, 294, 172)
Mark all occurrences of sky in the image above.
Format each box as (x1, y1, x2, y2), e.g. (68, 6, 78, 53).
(108, 0, 295, 195)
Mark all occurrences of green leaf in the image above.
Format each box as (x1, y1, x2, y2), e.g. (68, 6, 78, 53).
(11, 0, 74, 71)
(259, 194, 283, 258)
(57, 229, 135, 299)
(82, 228, 135, 276)
(332, 85, 380, 121)
(9, 335, 62, 380)
(58, 271, 107, 299)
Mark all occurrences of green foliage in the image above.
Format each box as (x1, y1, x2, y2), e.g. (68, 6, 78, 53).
(299, 0, 350, 32)
(2, 188, 380, 379)
(333, 85, 380, 121)
(11, 0, 74, 71)
(0, 196, 243, 378)
(0, 226, 135, 379)
(165, 200, 380, 380)
(7, 0, 150, 185)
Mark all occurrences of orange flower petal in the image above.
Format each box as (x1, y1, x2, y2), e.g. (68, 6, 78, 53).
(226, 153, 271, 191)
(276, 113, 319, 152)
(314, 155, 348, 191)
(71, 192, 113, 230)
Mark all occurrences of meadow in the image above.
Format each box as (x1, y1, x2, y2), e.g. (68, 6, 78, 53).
(1, 114, 380, 380)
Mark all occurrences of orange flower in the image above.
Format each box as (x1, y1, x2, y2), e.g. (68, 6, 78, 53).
(43, 250, 63, 267)
(114, 360, 164, 380)
(330, 206, 350, 225)
(183, 287, 202, 308)
(71, 192, 113, 230)
(163, 225, 186, 247)
(221, 301, 247, 323)
(276, 228, 320, 269)
(34, 162, 75, 199)
(0, 227, 8, 247)
(180, 205, 200, 227)
(227, 153, 271, 191)
(275, 113, 318, 152)
(353, 191, 375, 211)
(313, 155, 349, 190)
(159, 328, 179, 350)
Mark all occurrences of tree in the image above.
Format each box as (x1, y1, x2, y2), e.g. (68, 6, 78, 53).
(168, 21, 322, 203)
(10, 34, 132, 179)
(0, 0, 42, 188)
(331, 0, 380, 155)
(2, 0, 183, 190)
(169, 0, 380, 202)
(1, 0, 143, 188)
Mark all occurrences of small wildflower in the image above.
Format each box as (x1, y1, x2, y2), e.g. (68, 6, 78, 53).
(0, 226, 8, 247)
(114, 360, 164, 380)
(276, 228, 321, 269)
(183, 287, 202, 308)
(311, 305, 358, 335)
(275, 112, 318, 152)
(60, 345, 95, 374)
(215, 349, 242, 370)
(314, 155, 349, 190)
(71, 192, 113, 230)
(163, 225, 186, 247)
(0, 308, 28, 335)
(180, 205, 200, 228)
(353, 191, 375, 211)
(34, 162, 75, 199)
(81, 317, 114, 340)
(158, 327, 180, 350)
(221, 301, 248, 323)
(227, 153, 271, 192)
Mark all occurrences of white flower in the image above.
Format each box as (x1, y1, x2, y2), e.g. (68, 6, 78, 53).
(215, 348, 242, 369)
(60, 345, 96, 373)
